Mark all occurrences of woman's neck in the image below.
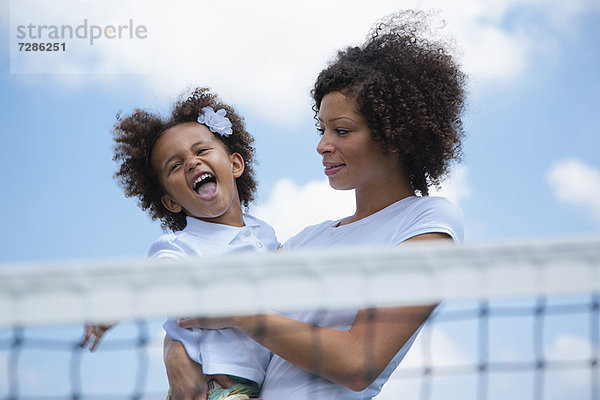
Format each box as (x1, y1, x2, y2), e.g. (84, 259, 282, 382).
(351, 187, 413, 224)
(340, 172, 415, 227)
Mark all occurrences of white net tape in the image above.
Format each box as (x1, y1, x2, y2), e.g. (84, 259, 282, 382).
(1, 236, 598, 328)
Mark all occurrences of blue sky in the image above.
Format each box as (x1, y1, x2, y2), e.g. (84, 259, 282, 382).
(0, 0, 599, 398)
(1, 0, 599, 263)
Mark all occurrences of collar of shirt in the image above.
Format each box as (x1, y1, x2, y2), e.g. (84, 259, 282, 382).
(184, 214, 260, 245)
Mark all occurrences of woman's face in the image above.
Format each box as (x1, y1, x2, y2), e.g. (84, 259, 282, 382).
(316, 91, 401, 192)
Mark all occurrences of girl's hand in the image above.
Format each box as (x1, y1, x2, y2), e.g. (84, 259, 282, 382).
(207, 374, 234, 388)
(79, 323, 115, 351)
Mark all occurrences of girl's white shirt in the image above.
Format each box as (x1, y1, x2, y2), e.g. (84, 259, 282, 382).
(149, 214, 279, 385)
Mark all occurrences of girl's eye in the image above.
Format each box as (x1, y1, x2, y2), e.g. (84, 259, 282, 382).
(335, 128, 350, 135)
(169, 162, 182, 173)
(196, 148, 208, 155)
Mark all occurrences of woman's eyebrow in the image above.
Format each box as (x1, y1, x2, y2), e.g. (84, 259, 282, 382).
(319, 116, 355, 123)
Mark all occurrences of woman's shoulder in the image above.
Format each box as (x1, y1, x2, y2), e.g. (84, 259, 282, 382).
(398, 196, 464, 243)
(282, 219, 336, 250)
(417, 196, 461, 222)
(376, 196, 461, 224)
(406, 195, 461, 214)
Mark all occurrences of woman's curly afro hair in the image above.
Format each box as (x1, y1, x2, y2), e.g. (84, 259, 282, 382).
(113, 87, 257, 232)
(312, 11, 467, 195)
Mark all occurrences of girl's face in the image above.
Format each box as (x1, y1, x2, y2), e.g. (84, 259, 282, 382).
(316, 91, 401, 192)
(151, 122, 245, 227)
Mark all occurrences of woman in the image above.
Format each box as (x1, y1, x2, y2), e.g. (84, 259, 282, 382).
(168, 10, 466, 400)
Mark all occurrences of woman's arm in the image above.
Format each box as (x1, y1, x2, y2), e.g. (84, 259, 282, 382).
(181, 305, 433, 391)
(179, 232, 448, 392)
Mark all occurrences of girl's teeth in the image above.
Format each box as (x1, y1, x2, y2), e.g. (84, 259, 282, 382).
(195, 174, 211, 185)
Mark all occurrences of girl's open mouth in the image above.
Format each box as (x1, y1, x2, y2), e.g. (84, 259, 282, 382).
(193, 173, 218, 200)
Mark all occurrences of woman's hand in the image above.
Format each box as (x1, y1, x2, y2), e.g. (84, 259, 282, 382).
(79, 323, 115, 351)
(164, 336, 208, 400)
(178, 315, 246, 331)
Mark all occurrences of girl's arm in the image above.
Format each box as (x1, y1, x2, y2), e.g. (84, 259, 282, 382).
(163, 335, 241, 400)
(163, 335, 208, 400)
(179, 233, 448, 392)
(80, 323, 115, 351)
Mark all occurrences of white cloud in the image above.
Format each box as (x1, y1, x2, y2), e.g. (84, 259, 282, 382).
(546, 334, 592, 361)
(254, 179, 355, 243)
(378, 327, 595, 399)
(401, 325, 474, 368)
(376, 326, 474, 399)
(544, 334, 594, 390)
(430, 165, 471, 210)
(547, 159, 600, 221)
(5, 0, 597, 123)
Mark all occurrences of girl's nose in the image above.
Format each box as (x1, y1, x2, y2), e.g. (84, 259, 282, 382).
(185, 155, 202, 171)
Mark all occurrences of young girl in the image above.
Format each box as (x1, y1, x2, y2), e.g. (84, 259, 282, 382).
(80, 87, 278, 400)
(171, 11, 466, 399)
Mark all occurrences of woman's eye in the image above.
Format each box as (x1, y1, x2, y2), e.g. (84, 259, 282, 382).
(336, 129, 350, 135)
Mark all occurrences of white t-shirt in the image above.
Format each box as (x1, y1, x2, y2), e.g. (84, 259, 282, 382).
(260, 196, 463, 400)
(149, 214, 279, 385)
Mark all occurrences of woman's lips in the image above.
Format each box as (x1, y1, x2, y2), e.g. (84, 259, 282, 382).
(324, 163, 345, 177)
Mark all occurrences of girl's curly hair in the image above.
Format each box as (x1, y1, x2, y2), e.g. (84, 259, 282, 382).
(113, 87, 257, 232)
(312, 11, 467, 195)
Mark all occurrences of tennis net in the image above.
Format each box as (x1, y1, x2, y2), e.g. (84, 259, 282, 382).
(0, 236, 598, 399)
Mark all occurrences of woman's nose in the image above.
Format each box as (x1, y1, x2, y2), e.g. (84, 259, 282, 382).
(317, 131, 333, 155)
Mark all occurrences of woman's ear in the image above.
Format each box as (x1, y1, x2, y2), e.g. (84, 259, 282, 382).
(161, 194, 183, 213)
(230, 152, 245, 178)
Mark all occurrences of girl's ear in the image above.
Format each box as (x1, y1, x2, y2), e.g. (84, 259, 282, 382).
(161, 194, 183, 213)
(230, 152, 245, 178)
